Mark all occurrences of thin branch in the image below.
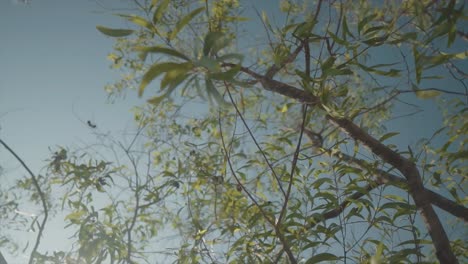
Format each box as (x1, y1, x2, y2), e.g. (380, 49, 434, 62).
(217, 110, 273, 225)
(398, 88, 467, 97)
(217, 101, 297, 264)
(303, 128, 468, 222)
(265, 43, 305, 79)
(278, 105, 307, 224)
(0, 251, 7, 264)
(224, 82, 287, 197)
(0, 139, 48, 264)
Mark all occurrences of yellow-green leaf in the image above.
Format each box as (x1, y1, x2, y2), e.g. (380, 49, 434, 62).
(160, 70, 190, 90)
(65, 210, 86, 222)
(196, 56, 220, 72)
(153, 0, 171, 24)
(170, 7, 205, 40)
(379, 132, 399, 142)
(205, 77, 226, 105)
(415, 90, 441, 99)
(134, 46, 190, 61)
(321, 56, 336, 72)
(139, 62, 193, 96)
(118, 14, 154, 31)
(358, 13, 377, 35)
(96, 26, 134, 37)
(306, 253, 340, 264)
(203, 32, 231, 56)
(209, 64, 240, 81)
(147, 85, 177, 106)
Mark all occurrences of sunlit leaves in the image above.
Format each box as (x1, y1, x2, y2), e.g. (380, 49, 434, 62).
(67, 0, 468, 263)
(138, 62, 193, 96)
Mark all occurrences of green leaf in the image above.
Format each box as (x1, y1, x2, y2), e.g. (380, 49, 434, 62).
(160, 70, 190, 90)
(447, 150, 468, 164)
(364, 25, 387, 36)
(379, 132, 399, 142)
(217, 53, 244, 63)
(413, 46, 422, 84)
(327, 31, 347, 46)
(65, 210, 86, 222)
(306, 253, 340, 264)
(170, 7, 205, 40)
(358, 13, 377, 35)
(153, 0, 171, 24)
(294, 19, 317, 38)
(147, 85, 178, 106)
(362, 35, 388, 46)
(397, 239, 432, 247)
(440, 51, 467, 60)
(134, 46, 190, 61)
(205, 77, 226, 105)
(421, 54, 453, 70)
(342, 15, 354, 39)
(196, 56, 220, 72)
(203, 32, 231, 56)
(321, 56, 336, 72)
(209, 64, 240, 81)
(96, 26, 134, 37)
(388, 32, 417, 44)
(118, 14, 154, 31)
(415, 90, 441, 99)
(449, 187, 460, 202)
(380, 202, 414, 211)
(327, 67, 353, 76)
(138, 62, 193, 96)
(357, 63, 401, 77)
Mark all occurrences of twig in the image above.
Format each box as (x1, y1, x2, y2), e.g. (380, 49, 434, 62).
(0, 139, 48, 264)
(224, 82, 287, 197)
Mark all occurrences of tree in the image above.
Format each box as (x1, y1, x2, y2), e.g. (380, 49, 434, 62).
(1, 0, 467, 263)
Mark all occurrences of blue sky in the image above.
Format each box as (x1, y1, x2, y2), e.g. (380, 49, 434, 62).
(1, 0, 141, 174)
(0, 1, 453, 175)
(0, 1, 143, 261)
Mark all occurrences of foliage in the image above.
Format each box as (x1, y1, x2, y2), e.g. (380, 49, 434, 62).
(1, 0, 467, 263)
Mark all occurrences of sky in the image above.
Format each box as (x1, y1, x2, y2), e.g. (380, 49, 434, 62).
(0, 0, 465, 263)
(0, 0, 144, 262)
(1, 0, 141, 173)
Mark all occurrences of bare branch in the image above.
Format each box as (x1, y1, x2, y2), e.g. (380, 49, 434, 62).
(0, 139, 48, 264)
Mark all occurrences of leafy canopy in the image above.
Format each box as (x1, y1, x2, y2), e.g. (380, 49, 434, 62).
(1, 0, 467, 263)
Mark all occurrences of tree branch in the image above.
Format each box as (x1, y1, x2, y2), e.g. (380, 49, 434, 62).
(0, 251, 7, 264)
(229, 67, 458, 263)
(338, 151, 468, 222)
(0, 139, 48, 264)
